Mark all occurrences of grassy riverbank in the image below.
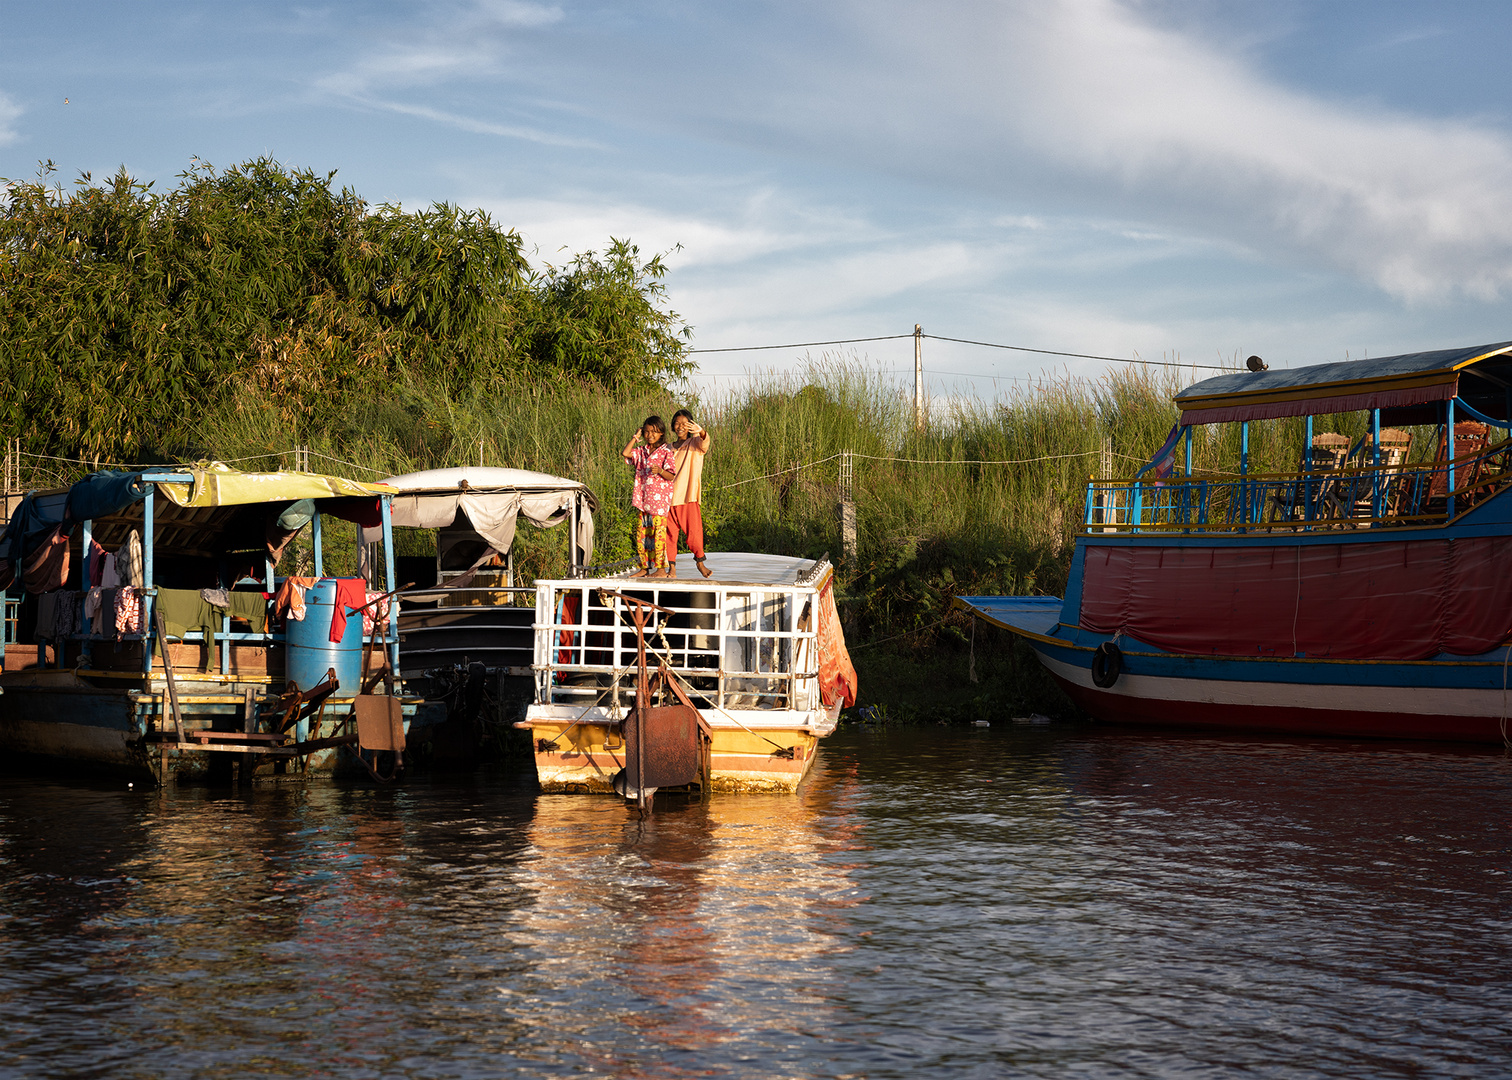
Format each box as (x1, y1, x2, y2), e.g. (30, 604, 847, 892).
(192, 357, 1242, 721)
(12, 356, 1275, 720)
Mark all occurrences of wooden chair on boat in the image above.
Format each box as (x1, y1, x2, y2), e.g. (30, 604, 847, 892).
(1351, 428, 1413, 522)
(1427, 422, 1492, 515)
(1270, 432, 1351, 524)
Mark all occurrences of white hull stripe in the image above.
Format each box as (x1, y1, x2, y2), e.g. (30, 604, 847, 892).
(1040, 654, 1512, 719)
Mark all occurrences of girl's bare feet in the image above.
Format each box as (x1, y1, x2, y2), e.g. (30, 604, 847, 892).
(630, 567, 649, 578)
(696, 558, 712, 578)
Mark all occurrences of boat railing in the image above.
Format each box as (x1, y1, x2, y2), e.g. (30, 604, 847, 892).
(1085, 438, 1512, 533)
(534, 580, 821, 713)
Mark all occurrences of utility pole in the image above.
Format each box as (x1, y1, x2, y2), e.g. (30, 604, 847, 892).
(913, 324, 924, 429)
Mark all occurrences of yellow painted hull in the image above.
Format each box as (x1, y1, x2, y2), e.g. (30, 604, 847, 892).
(517, 718, 822, 794)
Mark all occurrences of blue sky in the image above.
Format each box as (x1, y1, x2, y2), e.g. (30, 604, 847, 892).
(6, 1, 1512, 398)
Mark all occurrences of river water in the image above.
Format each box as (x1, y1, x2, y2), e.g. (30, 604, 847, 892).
(1, 725, 1508, 1078)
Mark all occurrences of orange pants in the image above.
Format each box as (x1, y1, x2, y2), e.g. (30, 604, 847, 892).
(665, 503, 705, 560)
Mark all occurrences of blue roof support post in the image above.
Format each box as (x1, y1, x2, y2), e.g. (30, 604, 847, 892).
(1304, 415, 1314, 527)
(1371, 408, 1383, 524)
(1131, 480, 1143, 534)
(80, 518, 93, 668)
(312, 511, 324, 578)
(1183, 427, 1194, 532)
(381, 494, 398, 675)
(1447, 397, 1457, 520)
(1240, 422, 1250, 529)
(1083, 478, 1095, 528)
(142, 484, 155, 676)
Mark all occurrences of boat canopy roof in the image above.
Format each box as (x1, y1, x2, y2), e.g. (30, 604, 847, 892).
(367, 465, 597, 568)
(1174, 341, 1512, 426)
(1, 463, 392, 566)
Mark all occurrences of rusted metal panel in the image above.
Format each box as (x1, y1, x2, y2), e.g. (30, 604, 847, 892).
(623, 704, 704, 789)
(355, 696, 404, 752)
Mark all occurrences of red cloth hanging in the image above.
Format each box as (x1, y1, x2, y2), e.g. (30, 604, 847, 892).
(329, 578, 370, 644)
(816, 577, 857, 708)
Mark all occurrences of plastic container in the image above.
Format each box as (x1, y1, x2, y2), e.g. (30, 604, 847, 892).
(286, 578, 366, 695)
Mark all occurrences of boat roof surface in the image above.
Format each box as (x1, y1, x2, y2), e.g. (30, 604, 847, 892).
(379, 466, 585, 493)
(570, 552, 828, 588)
(1174, 341, 1512, 423)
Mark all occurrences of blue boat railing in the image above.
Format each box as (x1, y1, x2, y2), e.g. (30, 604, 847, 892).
(1086, 439, 1512, 533)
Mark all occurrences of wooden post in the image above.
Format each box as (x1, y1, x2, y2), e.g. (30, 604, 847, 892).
(913, 324, 924, 429)
(838, 450, 856, 563)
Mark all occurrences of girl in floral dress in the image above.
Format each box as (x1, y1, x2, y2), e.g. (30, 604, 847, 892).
(622, 415, 677, 577)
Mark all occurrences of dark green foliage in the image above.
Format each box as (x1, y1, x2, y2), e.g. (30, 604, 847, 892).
(0, 159, 689, 461)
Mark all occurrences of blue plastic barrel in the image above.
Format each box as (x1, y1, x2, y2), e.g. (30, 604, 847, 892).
(286, 578, 366, 695)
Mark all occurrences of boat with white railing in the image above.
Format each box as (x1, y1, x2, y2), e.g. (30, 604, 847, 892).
(957, 341, 1512, 744)
(517, 551, 857, 794)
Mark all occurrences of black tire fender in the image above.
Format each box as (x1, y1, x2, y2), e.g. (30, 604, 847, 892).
(1091, 641, 1123, 688)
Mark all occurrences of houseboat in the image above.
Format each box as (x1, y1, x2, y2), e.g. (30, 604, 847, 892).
(357, 466, 597, 761)
(0, 463, 417, 783)
(957, 341, 1512, 744)
(517, 551, 856, 794)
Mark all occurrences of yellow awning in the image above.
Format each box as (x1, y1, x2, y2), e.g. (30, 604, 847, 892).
(155, 462, 390, 508)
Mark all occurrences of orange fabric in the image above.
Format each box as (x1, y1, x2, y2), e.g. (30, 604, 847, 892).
(272, 576, 317, 626)
(665, 503, 705, 560)
(816, 577, 857, 708)
(670, 435, 707, 506)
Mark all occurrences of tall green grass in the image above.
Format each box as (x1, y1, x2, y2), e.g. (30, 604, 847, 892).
(194, 356, 1207, 623)
(34, 356, 1395, 717)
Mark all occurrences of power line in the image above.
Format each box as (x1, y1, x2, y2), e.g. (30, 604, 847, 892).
(684, 330, 1233, 371)
(687, 334, 911, 354)
(923, 334, 1230, 371)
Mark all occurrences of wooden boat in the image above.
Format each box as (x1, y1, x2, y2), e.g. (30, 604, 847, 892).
(957, 341, 1512, 744)
(0, 463, 421, 783)
(516, 552, 856, 794)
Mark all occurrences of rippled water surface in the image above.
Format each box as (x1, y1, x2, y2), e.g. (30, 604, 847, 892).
(2, 726, 1509, 1078)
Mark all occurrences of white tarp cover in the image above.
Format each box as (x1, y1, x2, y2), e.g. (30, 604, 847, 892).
(364, 467, 595, 566)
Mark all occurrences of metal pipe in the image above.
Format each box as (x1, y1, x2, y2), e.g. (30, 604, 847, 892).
(1448, 397, 1457, 520)
(381, 495, 399, 674)
(312, 511, 324, 578)
(143, 485, 154, 675)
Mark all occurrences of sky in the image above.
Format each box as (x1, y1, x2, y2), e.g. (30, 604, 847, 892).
(5, 0, 1512, 400)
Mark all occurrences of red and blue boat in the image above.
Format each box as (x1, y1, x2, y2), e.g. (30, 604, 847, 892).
(957, 341, 1512, 744)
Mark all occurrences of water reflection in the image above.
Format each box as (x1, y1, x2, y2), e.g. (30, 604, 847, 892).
(1, 728, 1508, 1078)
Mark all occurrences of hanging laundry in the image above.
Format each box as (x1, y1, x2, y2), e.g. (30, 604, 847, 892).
(226, 591, 270, 633)
(362, 590, 390, 637)
(328, 578, 368, 643)
(91, 587, 117, 638)
(100, 550, 120, 589)
(201, 588, 232, 609)
(154, 588, 220, 669)
(272, 576, 317, 625)
(122, 530, 143, 588)
(22, 525, 71, 594)
(87, 538, 108, 587)
(115, 588, 142, 636)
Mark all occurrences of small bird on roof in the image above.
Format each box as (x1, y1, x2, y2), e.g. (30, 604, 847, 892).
(1246, 355, 1268, 372)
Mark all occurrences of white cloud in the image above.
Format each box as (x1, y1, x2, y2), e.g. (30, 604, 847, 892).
(0, 92, 22, 147)
(806, 0, 1512, 303)
(478, 189, 874, 270)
